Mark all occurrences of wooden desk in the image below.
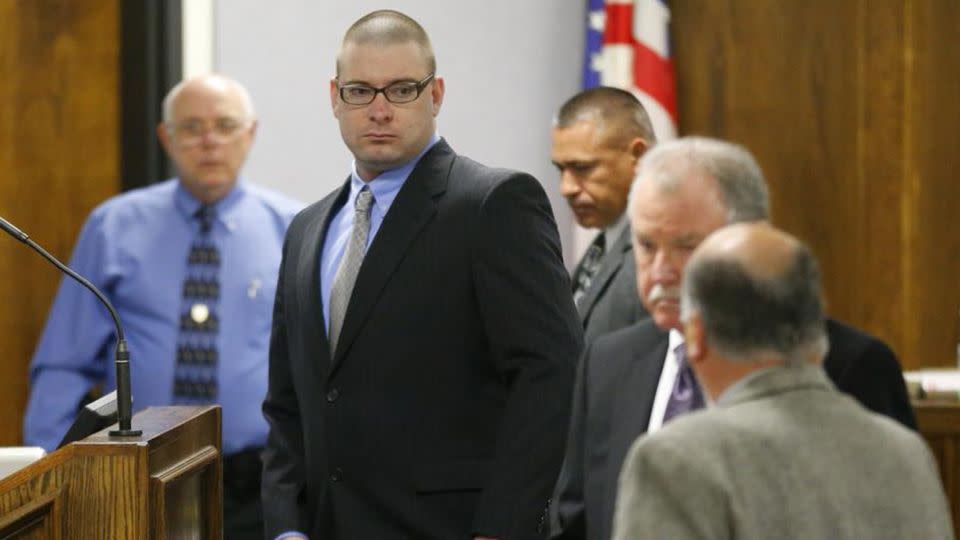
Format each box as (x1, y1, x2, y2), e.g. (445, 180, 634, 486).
(915, 400, 960, 539)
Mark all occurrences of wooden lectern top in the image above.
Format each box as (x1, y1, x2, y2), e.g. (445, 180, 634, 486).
(0, 405, 222, 540)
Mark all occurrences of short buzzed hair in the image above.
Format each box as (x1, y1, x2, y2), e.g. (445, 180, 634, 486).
(682, 242, 828, 366)
(336, 10, 436, 77)
(555, 87, 656, 145)
(631, 136, 770, 223)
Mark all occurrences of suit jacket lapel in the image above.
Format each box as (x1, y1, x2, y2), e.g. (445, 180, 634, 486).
(619, 329, 669, 432)
(577, 229, 632, 320)
(296, 181, 349, 376)
(330, 140, 452, 370)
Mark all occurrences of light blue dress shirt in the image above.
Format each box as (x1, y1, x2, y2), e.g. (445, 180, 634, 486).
(319, 134, 440, 332)
(23, 179, 303, 454)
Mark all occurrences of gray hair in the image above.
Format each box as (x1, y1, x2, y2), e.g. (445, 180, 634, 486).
(629, 136, 770, 223)
(161, 74, 256, 124)
(680, 244, 829, 366)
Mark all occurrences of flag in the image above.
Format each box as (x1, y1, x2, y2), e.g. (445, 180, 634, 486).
(583, 0, 677, 140)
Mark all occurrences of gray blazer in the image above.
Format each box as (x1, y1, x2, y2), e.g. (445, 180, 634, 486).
(574, 230, 647, 345)
(613, 365, 953, 540)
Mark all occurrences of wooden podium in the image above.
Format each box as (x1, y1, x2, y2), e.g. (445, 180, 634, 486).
(0, 406, 222, 540)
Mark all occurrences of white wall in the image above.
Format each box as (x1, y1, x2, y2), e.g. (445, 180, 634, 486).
(213, 1, 586, 266)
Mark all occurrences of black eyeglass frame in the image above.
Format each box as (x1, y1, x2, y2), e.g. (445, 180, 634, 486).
(337, 73, 436, 105)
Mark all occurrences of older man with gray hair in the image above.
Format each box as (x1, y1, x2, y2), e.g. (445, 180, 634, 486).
(612, 222, 952, 540)
(550, 136, 915, 540)
(24, 73, 303, 540)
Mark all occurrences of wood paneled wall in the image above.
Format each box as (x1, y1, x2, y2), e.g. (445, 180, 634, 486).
(0, 1, 119, 445)
(671, 1, 960, 370)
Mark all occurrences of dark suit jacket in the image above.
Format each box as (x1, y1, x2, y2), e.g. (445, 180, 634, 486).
(574, 229, 648, 345)
(549, 317, 915, 540)
(262, 140, 582, 540)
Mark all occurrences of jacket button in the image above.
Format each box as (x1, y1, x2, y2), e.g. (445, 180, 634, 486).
(330, 468, 343, 482)
(326, 388, 340, 402)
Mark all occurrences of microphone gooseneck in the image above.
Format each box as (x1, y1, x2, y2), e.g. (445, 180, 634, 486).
(0, 214, 141, 437)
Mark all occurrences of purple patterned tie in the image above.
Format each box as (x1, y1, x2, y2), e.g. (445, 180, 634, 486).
(662, 342, 705, 424)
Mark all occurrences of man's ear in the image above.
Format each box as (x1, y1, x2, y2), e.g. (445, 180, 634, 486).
(629, 136, 650, 161)
(157, 123, 173, 154)
(329, 77, 341, 116)
(430, 76, 445, 116)
(683, 312, 707, 365)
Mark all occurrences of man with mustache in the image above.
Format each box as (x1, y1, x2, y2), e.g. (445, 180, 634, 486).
(612, 222, 951, 540)
(549, 136, 915, 540)
(552, 87, 653, 343)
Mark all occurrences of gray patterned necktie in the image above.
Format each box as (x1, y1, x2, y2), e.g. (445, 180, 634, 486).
(662, 342, 705, 424)
(573, 232, 605, 306)
(328, 188, 374, 355)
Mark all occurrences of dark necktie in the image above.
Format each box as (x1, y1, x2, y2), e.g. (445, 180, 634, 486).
(662, 342, 705, 424)
(572, 232, 605, 306)
(173, 205, 220, 403)
(328, 187, 374, 355)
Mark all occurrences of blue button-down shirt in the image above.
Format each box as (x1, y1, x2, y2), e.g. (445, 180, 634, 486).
(319, 135, 440, 331)
(23, 179, 303, 454)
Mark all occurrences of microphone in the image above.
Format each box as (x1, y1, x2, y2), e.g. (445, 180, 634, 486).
(1, 215, 141, 438)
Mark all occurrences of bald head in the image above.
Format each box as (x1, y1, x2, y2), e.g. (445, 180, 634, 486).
(695, 223, 801, 281)
(337, 10, 436, 77)
(162, 74, 255, 124)
(681, 222, 828, 366)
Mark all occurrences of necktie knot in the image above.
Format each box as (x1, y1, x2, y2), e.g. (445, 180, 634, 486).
(355, 188, 374, 214)
(195, 205, 215, 234)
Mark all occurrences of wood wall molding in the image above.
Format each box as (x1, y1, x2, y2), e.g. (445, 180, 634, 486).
(0, 1, 120, 445)
(671, 1, 960, 369)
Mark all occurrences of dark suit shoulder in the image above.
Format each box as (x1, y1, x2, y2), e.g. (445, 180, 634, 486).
(823, 318, 916, 429)
(447, 152, 544, 202)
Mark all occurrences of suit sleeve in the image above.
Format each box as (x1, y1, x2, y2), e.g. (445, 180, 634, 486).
(613, 436, 727, 540)
(548, 343, 592, 540)
(470, 172, 583, 539)
(261, 232, 310, 537)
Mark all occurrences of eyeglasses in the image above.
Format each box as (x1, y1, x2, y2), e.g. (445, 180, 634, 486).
(169, 117, 251, 147)
(337, 73, 435, 105)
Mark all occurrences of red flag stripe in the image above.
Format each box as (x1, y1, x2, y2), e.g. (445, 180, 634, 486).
(633, 41, 677, 120)
(602, 4, 635, 46)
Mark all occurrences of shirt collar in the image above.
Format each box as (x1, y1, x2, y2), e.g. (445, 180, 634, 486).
(345, 133, 441, 214)
(668, 328, 684, 361)
(174, 179, 247, 233)
(603, 213, 630, 248)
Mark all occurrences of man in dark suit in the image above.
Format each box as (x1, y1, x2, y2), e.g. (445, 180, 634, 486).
(549, 137, 916, 540)
(261, 10, 581, 540)
(552, 88, 654, 343)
